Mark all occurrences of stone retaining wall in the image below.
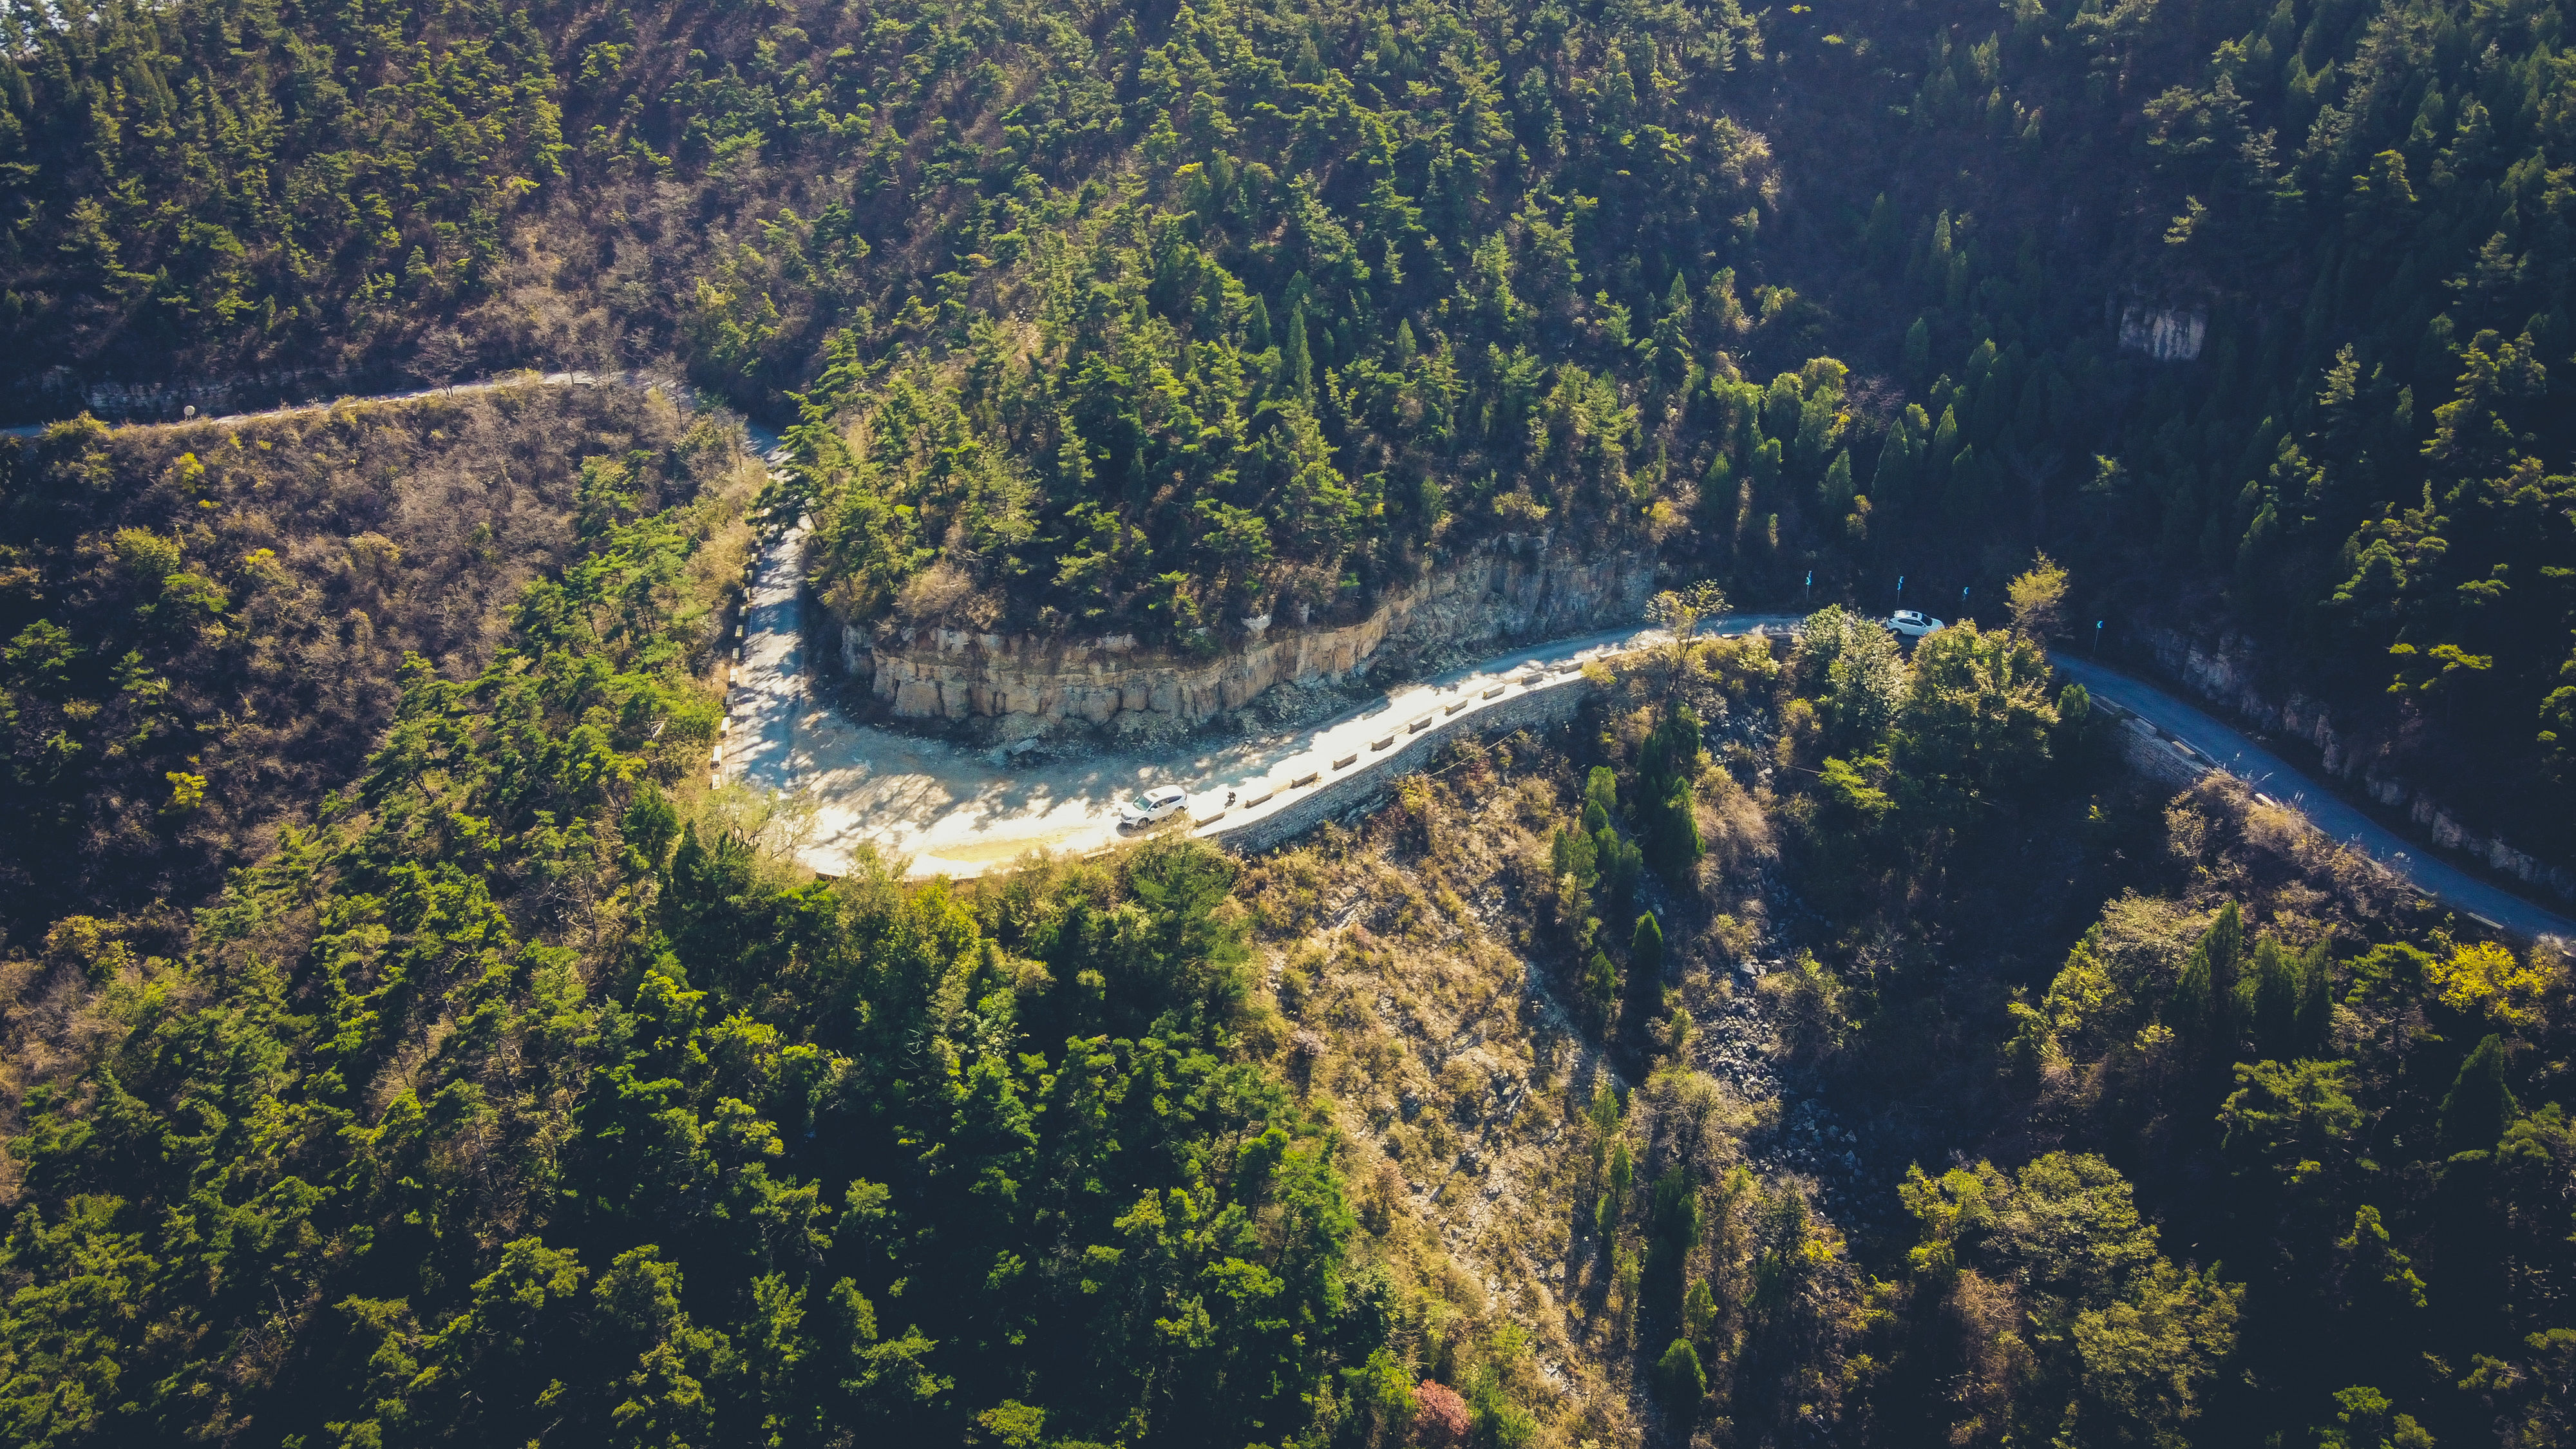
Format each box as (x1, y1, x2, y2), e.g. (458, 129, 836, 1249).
(2106, 708, 2214, 791)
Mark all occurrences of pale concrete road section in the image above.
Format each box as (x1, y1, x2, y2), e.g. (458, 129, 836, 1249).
(719, 503, 1799, 877)
(2056, 655, 2576, 943)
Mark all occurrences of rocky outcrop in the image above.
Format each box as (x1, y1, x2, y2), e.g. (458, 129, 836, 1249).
(2117, 305, 2208, 363)
(839, 535, 1656, 737)
(2141, 627, 2576, 902)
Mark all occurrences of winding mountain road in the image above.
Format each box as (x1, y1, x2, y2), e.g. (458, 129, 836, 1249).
(728, 489, 2572, 944)
(2054, 655, 2576, 942)
(717, 504, 1802, 876)
(23, 373, 2566, 941)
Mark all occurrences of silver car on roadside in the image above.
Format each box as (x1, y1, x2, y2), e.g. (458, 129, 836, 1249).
(1117, 786, 1191, 829)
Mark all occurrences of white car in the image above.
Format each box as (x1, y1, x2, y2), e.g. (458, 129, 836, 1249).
(1117, 786, 1191, 829)
(1886, 609, 1946, 639)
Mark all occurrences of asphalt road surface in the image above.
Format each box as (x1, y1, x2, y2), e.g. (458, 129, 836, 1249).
(33, 378, 2566, 940)
(710, 477, 2576, 941)
(2056, 654, 2576, 943)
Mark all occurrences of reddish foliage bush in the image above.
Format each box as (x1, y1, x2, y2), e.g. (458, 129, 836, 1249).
(1410, 1379, 1470, 1446)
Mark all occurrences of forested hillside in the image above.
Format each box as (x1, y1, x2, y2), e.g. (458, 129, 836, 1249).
(1777, 0, 2576, 854)
(0, 437, 1458, 1448)
(0, 383, 757, 938)
(10, 0, 2574, 846)
(8, 0, 2576, 1443)
(1238, 598, 2576, 1449)
(9, 514, 2573, 1446)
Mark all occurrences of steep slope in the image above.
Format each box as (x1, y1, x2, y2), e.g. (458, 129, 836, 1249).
(0, 382, 761, 938)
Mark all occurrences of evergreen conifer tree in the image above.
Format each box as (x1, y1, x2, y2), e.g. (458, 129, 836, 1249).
(2252, 936, 2300, 1060)
(2439, 1034, 2517, 1158)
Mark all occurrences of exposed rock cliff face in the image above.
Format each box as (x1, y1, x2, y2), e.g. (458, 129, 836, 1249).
(838, 536, 1656, 737)
(2142, 627, 2576, 902)
(2117, 304, 2208, 362)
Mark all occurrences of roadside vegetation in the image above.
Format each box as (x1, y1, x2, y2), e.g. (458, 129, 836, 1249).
(0, 446, 1426, 1448)
(0, 413, 2571, 1449)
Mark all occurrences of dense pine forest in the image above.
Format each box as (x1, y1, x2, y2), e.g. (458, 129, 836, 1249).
(5, 0, 2576, 1443)
(8, 0, 2574, 844)
(0, 430, 1381, 1446)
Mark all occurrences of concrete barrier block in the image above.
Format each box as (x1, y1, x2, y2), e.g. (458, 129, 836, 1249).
(1206, 671, 1597, 856)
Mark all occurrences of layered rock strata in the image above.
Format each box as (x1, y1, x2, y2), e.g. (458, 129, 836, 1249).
(838, 536, 1654, 735)
(2142, 626, 2576, 902)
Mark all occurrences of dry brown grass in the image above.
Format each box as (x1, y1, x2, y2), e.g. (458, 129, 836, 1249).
(2161, 773, 2421, 937)
(1244, 754, 1640, 1443)
(0, 383, 758, 935)
(1238, 737, 1857, 1446)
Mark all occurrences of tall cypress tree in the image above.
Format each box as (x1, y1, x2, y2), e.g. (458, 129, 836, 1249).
(1633, 913, 1665, 982)
(1640, 706, 1704, 790)
(1651, 777, 1703, 875)
(1657, 1338, 1707, 1408)
(1647, 1166, 1702, 1289)
(2169, 904, 2251, 1057)
(1598, 829, 1642, 919)
(2173, 902, 2246, 1052)
(2172, 939, 2213, 1046)
(1902, 316, 1933, 385)
(2439, 1034, 2518, 1159)
(2251, 936, 2299, 1060)
(1585, 949, 1618, 1034)
(1587, 766, 1620, 820)
(1283, 305, 1313, 397)
(2207, 902, 2247, 1044)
